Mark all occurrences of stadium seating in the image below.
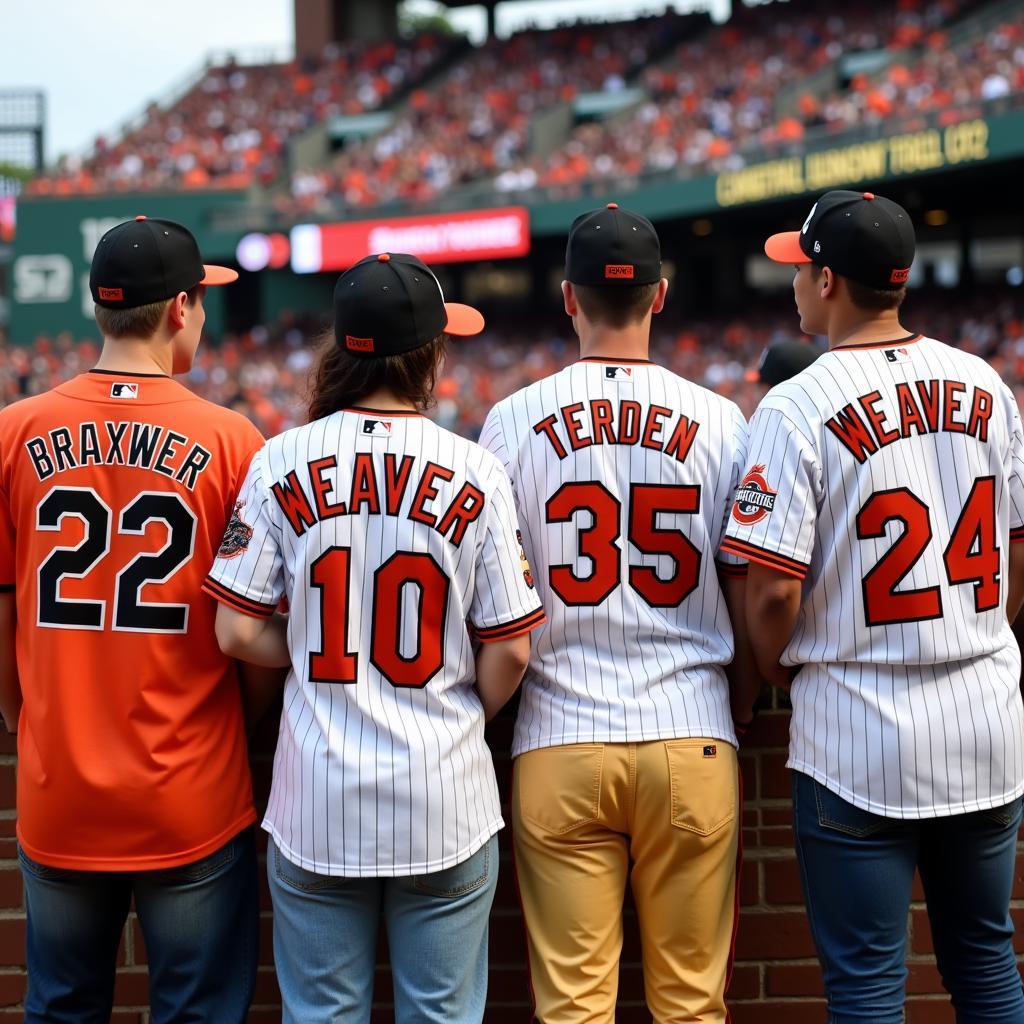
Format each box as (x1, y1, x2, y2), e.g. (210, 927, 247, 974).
(521, 0, 1017, 193)
(26, 33, 462, 195)
(288, 13, 690, 211)
(25, 0, 1022, 207)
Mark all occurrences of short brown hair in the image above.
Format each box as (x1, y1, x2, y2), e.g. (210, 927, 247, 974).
(94, 284, 204, 340)
(308, 333, 447, 422)
(809, 264, 905, 312)
(573, 282, 659, 328)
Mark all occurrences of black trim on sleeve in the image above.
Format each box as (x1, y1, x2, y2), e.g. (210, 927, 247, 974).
(201, 576, 276, 618)
(720, 538, 809, 580)
(475, 606, 547, 642)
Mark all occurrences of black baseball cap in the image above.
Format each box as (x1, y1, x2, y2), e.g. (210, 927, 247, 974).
(764, 190, 915, 290)
(565, 202, 662, 286)
(334, 253, 484, 358)
(745, 339, 821, 385)
(90, 215, 238, 309)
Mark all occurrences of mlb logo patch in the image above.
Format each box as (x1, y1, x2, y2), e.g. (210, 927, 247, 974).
(884, 347, 911, 363)
(703, 744, 717, 758)
(110, 383, 139, 399)
(605, 366, 633, 381)
(362, 418, 393, 437)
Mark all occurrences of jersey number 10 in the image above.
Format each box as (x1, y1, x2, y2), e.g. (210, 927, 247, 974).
(309, 547, 450, 688)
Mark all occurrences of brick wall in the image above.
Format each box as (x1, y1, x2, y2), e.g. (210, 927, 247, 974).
(0, 692, 1021, 1022)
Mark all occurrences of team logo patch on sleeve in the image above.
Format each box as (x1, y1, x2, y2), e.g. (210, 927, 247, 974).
(217, 502, 254, 558)
(517, 529, 535, 588)
(732, 464, 777, 526)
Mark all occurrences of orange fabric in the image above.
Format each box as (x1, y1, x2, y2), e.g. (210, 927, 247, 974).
(0, 371, 264, 870)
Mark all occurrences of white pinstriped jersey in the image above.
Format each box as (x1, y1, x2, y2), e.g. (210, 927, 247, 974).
(205, 408, 544, 876)
(480, 358, 748, 756)
(723, 334, 1024, 818)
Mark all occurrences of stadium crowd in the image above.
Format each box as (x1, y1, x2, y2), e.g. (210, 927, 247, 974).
(289, 14, 686, 211)
(505, 0, 1023, 194)
(26, 0, 1022, 212)
(2, 286, 1021, 441)
(26, 33, 462, 195)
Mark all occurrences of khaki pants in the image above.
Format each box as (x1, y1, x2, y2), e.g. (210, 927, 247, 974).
(512, 739, 739, 1023)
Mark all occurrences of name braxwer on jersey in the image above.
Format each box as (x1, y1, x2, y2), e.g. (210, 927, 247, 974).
(827, 377, 994, 463)
(24, 421, 213, 489)
(270, 452, 485, 547)
(533, 399, 699, 463)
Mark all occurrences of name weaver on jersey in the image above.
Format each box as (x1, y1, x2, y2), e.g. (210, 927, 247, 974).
(827, 376, 993, 461)
(266, 451, 485, 545)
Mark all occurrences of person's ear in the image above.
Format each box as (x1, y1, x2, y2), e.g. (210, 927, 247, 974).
(651, 277, 669, 315)
(166, 292, 189, 331)
(820, 267, 836, 299)
(562, 280, 578, 318)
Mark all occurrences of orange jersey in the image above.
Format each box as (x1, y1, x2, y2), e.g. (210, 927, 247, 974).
(0, 369, 263, 870)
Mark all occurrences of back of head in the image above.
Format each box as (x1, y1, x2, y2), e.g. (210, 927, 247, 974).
(309, 252, 484, 421)
(90, 215, 237, 339)
(565, 203, 663, 328)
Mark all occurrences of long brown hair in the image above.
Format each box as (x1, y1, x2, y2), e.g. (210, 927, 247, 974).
(308, 332, 448, 422)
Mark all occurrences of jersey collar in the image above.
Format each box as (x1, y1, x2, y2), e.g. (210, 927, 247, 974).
(88, 368, 172, 379)
(831, 333, 922, 352)
(577, 357, 653, 365)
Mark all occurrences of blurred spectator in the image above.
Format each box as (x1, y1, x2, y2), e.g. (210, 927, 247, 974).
(3, 286, 1021, 440)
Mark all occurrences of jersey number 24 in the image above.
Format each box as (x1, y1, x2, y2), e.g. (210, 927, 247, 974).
(857, 477, 999, 626)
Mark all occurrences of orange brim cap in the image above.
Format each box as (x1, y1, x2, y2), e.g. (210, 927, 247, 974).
(443, 302, 485, 337)
(201, 263, 239, 286)
(764, 231, 811, 264)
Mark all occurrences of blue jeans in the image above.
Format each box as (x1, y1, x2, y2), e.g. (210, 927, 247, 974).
(19, 828, 258, 1024)
(268, 834, 498, 1024)
(793, 771, 1024, 1024)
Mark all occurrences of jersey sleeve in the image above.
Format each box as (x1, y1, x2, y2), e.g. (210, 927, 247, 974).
(469, 464, 546, 643)
(0, 487, 13, 591)
(716, 404, 749, 579)
(478, 404, 512, 474)
(228, 421, 267, 521)
(0, 439, 13, 590)
(1007, 395, 1024, 543)
(202, 448, 284, 618)
(722, 405, 818, 580)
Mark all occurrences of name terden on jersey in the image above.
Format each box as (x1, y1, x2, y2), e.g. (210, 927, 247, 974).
(270, 453, 484, 548)
(24, 422, 213, 489)
(826, 380, 994, 463)
(533, 400, 699, 463)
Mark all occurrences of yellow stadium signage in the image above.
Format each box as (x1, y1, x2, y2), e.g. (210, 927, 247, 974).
(715, 119, 990, 207)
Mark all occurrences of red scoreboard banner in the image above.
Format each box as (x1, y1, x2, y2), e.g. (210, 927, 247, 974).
(290, 206, 530, 273)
